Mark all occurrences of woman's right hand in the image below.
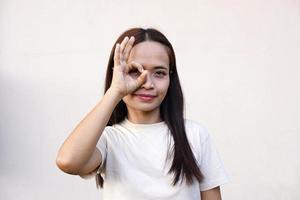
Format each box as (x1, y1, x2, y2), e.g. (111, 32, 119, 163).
(109, 36, 148, 97)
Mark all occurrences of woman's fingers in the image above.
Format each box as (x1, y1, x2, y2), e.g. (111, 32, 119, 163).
(113, 36, 135, 76)
(118, 36, 135, 66)
(128, 61, 147, 87)
(123, 36, 135, 61)
(135, 69, 148, 87)
(113, 43, 120, 66)
(126, 61, 144, 73)
(132, 61, 144, 73)
(120, 36, 129, 53)
(119, 36, 129, 63)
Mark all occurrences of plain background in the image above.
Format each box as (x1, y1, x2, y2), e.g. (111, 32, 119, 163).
(1, 0, 299, 199)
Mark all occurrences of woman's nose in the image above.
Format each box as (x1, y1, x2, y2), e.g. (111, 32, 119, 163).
(142, 73, 154, 89)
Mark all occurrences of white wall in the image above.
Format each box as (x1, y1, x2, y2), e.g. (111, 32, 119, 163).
(1, 0, 299, 199)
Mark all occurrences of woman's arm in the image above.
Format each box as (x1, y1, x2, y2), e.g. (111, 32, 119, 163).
(56, 88, 122, 174)
(200, 186, 222, 200)
(56, 35, 146, 175)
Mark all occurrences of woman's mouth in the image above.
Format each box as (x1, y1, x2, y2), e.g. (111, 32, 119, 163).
(134, 94, 156, 101)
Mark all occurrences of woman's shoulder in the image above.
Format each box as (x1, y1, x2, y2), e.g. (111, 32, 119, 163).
(99, 125, 118, 138)
(184, 118, 210, 143)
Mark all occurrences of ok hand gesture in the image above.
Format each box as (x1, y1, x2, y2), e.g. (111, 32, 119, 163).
(109, 36, 148, 97)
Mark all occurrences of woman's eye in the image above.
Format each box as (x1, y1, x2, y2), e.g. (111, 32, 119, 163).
(155, 71, 166, 77)
(129, 69, 140, 76)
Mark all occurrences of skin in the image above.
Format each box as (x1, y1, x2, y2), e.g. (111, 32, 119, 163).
(56, 35, 222, 200)
(201, 187, 222, 200)
(111, 36, 170, 124)
(122, 40, 170, 124)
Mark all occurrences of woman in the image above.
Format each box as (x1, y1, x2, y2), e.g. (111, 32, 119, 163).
(56, 27, 229, 200)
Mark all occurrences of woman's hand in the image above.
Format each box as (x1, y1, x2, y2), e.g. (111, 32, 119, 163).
(109, 36, 148, 97)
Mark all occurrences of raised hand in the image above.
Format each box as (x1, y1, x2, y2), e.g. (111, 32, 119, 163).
(109, 36, 148, 97)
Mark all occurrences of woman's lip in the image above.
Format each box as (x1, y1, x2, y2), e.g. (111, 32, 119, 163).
(135, 94, 156, 97)
(134, 94, 156, 101)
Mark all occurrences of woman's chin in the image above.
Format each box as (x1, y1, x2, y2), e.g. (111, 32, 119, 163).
(127, 104, 160, 113)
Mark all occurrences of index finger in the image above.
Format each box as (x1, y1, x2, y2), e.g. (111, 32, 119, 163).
(126, 61, 144, 74)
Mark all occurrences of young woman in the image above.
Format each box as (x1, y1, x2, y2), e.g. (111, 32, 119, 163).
(56, 27, 229, 200)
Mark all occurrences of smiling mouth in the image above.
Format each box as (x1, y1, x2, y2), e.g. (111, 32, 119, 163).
(134, 94, 156, 101)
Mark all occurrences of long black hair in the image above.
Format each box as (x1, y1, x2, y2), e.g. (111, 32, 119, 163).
(96, 27, 203, 188)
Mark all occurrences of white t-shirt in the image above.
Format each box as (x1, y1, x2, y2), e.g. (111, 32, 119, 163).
(80, 118, 230, 200)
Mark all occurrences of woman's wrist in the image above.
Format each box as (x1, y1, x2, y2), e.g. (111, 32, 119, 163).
(106, 87, 124, 102)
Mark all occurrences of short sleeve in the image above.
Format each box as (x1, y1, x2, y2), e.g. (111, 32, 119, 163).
(198, 127, 230, 191)
(79, 127, 108, 180)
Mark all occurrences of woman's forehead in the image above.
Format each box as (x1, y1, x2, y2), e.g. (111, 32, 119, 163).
(128, 41, 169, 70)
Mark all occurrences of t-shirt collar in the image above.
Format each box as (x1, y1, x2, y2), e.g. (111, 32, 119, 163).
(120, 117, 167, 131)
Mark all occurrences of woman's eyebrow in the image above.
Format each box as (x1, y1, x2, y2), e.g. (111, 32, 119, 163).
(153, 66, 168, 70)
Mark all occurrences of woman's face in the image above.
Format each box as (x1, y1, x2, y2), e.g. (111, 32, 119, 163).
(122, 41, 170, 113)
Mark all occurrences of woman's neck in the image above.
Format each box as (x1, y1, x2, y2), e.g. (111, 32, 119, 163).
(127, 109, 162, 124)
